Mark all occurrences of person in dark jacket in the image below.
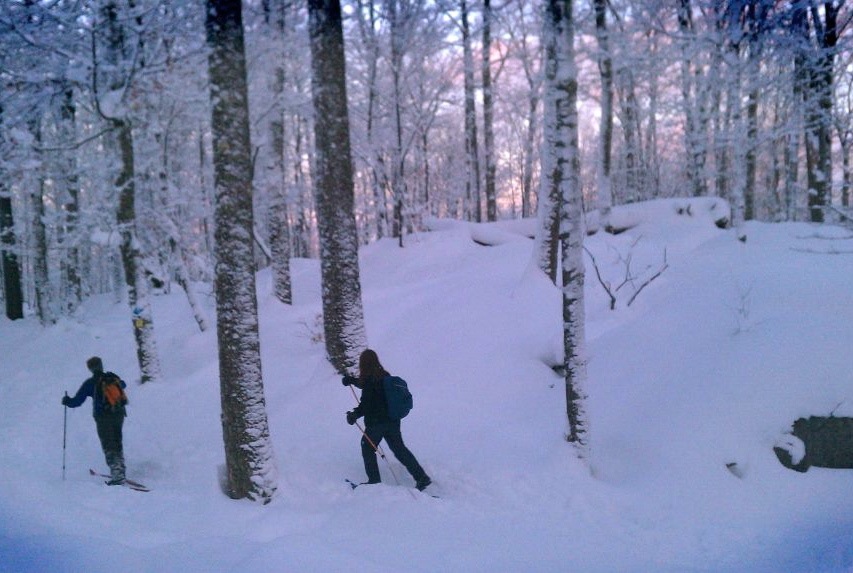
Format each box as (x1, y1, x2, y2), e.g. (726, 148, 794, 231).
(62, 356, 128, 485)
(344, 349, 431, 491)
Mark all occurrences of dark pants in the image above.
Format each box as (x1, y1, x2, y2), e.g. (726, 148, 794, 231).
(361, 421, 428, 484)
(95, 412, 125, 480)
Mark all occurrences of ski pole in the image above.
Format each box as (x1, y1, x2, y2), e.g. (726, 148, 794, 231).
(348, 385, 397, 479)
(62, 392, 68, 481)
(348, 385, 415, 497)
(347, 385, 394, 470)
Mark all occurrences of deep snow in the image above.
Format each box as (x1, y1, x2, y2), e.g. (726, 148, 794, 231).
(1, 199, 852, 572)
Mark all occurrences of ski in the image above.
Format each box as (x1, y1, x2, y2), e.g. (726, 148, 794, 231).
(345, 478, 438, 498)
(345, 478, 364, 489)
(89, 469, 150, 492)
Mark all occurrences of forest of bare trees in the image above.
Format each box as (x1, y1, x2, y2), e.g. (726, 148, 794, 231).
(1, 0, 850, 494)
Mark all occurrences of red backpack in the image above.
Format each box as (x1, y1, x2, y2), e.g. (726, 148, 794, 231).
(99, 372, 128, 411)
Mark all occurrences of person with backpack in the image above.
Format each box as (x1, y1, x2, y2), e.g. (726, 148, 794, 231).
(343, 349, 432, 491)
(61, 357, 128, 485)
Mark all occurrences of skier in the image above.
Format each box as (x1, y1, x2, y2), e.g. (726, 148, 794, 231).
(344, 349, 432, 491)
(62, 357, 128, 485)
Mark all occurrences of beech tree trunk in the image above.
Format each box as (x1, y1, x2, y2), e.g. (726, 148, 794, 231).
(206, 0, 278, 503)
(308, 0, 369, 375)
(265, 0, 293, 304)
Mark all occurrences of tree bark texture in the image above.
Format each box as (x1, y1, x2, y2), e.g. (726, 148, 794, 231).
(308, 0, 369, 375)
(533, 0, 562, 285)
(482, 0, 497, 222)
(593, 0, 613, 224)
(99, 0, 163, 384)
(266, 0, 293, 305)
(0, 131, 24, 320)
(114, 119, 162, 384)
(206, 0, 278, 503)
(547, 0, 590, 460)
(461, 0, 482, 223)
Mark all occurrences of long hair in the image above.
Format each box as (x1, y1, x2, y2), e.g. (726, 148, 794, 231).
(359, 349, 388, 382)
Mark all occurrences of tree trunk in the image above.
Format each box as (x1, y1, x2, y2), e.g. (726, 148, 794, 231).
(644, 28, 661, 199)
(522, 91, 539, 219)
(710, 6, 729, 204)
(0, 192, 23, 320)
(786, 45, 806, 221)
(461, 0, 481, 222)
(617, 67, 642, 203)
(593, 0, 613, 225)
(0, 107, 24, 321)
(58, 85, 83, 314)
(291, 114, 312, 257)
(533, 0, 563, 284)
(841, 137, 851, 208)
(114, 120, 161, 383)
(743, 2, 764, 221)
(308, 0, 369, 375)
(388, 0, 406, 245)
(206, 0, 278, 503)
(98, 0, 161, 383)
(545, 0, 589, 460)
(725, 40, 745, 230)
(482, 0, 497, 222)
(677, 0, 708, 198)
(266, 0, 292, 304)
(29, 118, 57, 325)
(798, 1, 838, 223)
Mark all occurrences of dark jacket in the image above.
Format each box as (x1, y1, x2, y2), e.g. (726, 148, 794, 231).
(65, 370, 127, 418)
(351, 374, 391, 427)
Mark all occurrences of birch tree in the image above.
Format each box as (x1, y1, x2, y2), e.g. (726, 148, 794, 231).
(523, 0, 590, 449)
(532, 0, 563, 284)
(544, 0, 588, 458)
(308, 0, 369, 374)
(206, 0, 278, 503)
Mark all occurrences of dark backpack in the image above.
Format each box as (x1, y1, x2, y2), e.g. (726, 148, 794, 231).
(383, 375, 413, 420)
(99, 372, 128, 412)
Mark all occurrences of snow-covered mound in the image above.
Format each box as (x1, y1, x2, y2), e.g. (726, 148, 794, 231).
(1, 200, 852, 572)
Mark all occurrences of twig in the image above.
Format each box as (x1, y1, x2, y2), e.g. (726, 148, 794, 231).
(627, 249, 668, 307)
(583, 246, 616, 310)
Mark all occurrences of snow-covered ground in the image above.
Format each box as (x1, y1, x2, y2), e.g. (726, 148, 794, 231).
(2, 199, 852, 572)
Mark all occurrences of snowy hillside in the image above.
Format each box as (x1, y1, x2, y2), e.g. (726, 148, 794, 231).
(1, 199, 852, 572)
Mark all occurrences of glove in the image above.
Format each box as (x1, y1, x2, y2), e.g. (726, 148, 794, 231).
(346, 411, 358, 425)
(342, 375, 358, 387)
(61, 396, 70, 406)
